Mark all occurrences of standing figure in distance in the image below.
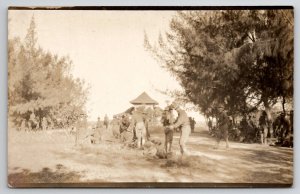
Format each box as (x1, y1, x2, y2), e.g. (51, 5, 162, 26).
(259, 110, 269, 145)
(189, 117, 196, 133)
(42, 117, 48, 131)
(92, 117, 102, 143)
(214, 106, 230, 149)
(104, 114, 109, 129)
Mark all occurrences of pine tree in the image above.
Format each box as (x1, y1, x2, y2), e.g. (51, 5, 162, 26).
(145, 9, 293, 119)
(8, 16, 89, 129)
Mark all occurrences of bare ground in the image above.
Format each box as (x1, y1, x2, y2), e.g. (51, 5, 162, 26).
(8, 126, 293, 186)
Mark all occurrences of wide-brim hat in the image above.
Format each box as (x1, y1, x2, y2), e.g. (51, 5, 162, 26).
(170, 101, 179, 109)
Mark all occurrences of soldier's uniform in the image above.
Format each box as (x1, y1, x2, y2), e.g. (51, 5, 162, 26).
(104, 115, 109, 129)
(162, 107, 175, 154)
(92, 117, 102, 143)
(96, 117, 102, 128)
(130, 110, 147, 148)
(239, 115, 249, 141)
(215, 110, 230, 148)
(208, 120, 213, 133)
(248, 115, 259, 142)
(171, 104, 191, 155)
(189, 117, 196, 133)
(277, 113, 291, 144)
(259, 111, 268, 145)
(119, 114, 130, 134)
(42, 117, 47, 131)
(29, 112, 37, 130)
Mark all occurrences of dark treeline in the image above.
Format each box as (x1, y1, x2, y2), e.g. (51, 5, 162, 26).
(8, 16, 89, 130)
(145, 10, 293, 144)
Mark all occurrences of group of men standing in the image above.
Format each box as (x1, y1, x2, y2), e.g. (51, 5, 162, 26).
(91, 114, 109, 144)
(118, 107, 151, 148)
(116, 101, 192, 157)
(18, 112, 54, 132)
(210, 107, 293, 148)
(167, 102, 191, 156)
(239, 110, 292, 146)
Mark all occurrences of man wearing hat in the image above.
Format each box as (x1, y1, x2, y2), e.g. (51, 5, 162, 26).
(130, 106, 148, 148)
(92, 117, 102, 143)
(214, 106, 230, 149)
(169, 101, 191, 156)
(259, 110, 269, 145)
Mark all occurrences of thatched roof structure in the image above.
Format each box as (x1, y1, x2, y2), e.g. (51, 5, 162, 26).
(130, 92, 158, 105)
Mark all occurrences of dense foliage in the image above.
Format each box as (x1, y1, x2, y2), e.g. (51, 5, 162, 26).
(145, 9, 293, 120)
(8, 16, 89, 128)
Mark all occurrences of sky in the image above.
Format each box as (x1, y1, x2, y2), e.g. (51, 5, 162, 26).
(8, 10, 205, 122)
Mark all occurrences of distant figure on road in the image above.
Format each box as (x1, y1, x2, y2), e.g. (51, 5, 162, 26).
(249, 115, 260, 143)
(42, 117, 48, 131)
(96, 117, 102, 128)
(259, 111, 269, 145)
(169, 101, 191, 156)
(208, 119, 213, 134)
(189, 117, 196, 133)
(92, 117, 102, 143)
(29, 111, 39, 131)
(104, 114, 109, 129)
(111, 116, 121, 138)
(239, 114, 249, 142)
(214, 106, 230, 149)
(275, 113, 291, 145)
(240, 114, 258, 143)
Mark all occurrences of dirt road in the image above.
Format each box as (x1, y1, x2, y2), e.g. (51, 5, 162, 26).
(8, 127, 293, 186)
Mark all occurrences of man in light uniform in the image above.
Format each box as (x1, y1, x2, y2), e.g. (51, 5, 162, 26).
(259, 111, 269, 145)
(169, 101, 191, 156)
(130, 107, 147, 149)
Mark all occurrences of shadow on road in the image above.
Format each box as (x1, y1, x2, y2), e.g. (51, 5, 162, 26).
(8, 164, 81, 187)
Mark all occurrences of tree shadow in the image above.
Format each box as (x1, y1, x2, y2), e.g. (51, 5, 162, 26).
(151, 128, 293, 183)
(28, 129, 292, 184)
(234, 147, 293, 183)
(8, 164, 82, 187)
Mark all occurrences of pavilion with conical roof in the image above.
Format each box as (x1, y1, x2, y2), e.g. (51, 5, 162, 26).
(130, 92, 158, 106)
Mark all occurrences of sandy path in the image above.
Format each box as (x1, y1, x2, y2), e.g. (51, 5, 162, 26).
(8, 127, 293, 186)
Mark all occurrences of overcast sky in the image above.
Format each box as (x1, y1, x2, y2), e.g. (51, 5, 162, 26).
(8, 10, 204, 122)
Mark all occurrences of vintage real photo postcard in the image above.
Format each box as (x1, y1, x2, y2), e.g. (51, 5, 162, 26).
(8, 6, 293, 187)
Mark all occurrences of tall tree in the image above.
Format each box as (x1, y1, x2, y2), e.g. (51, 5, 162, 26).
(8, 16, 89, 128)
(145, 9, 293, 120)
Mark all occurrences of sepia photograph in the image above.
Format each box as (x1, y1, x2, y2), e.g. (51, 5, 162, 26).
(7, 7, 293, 187)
